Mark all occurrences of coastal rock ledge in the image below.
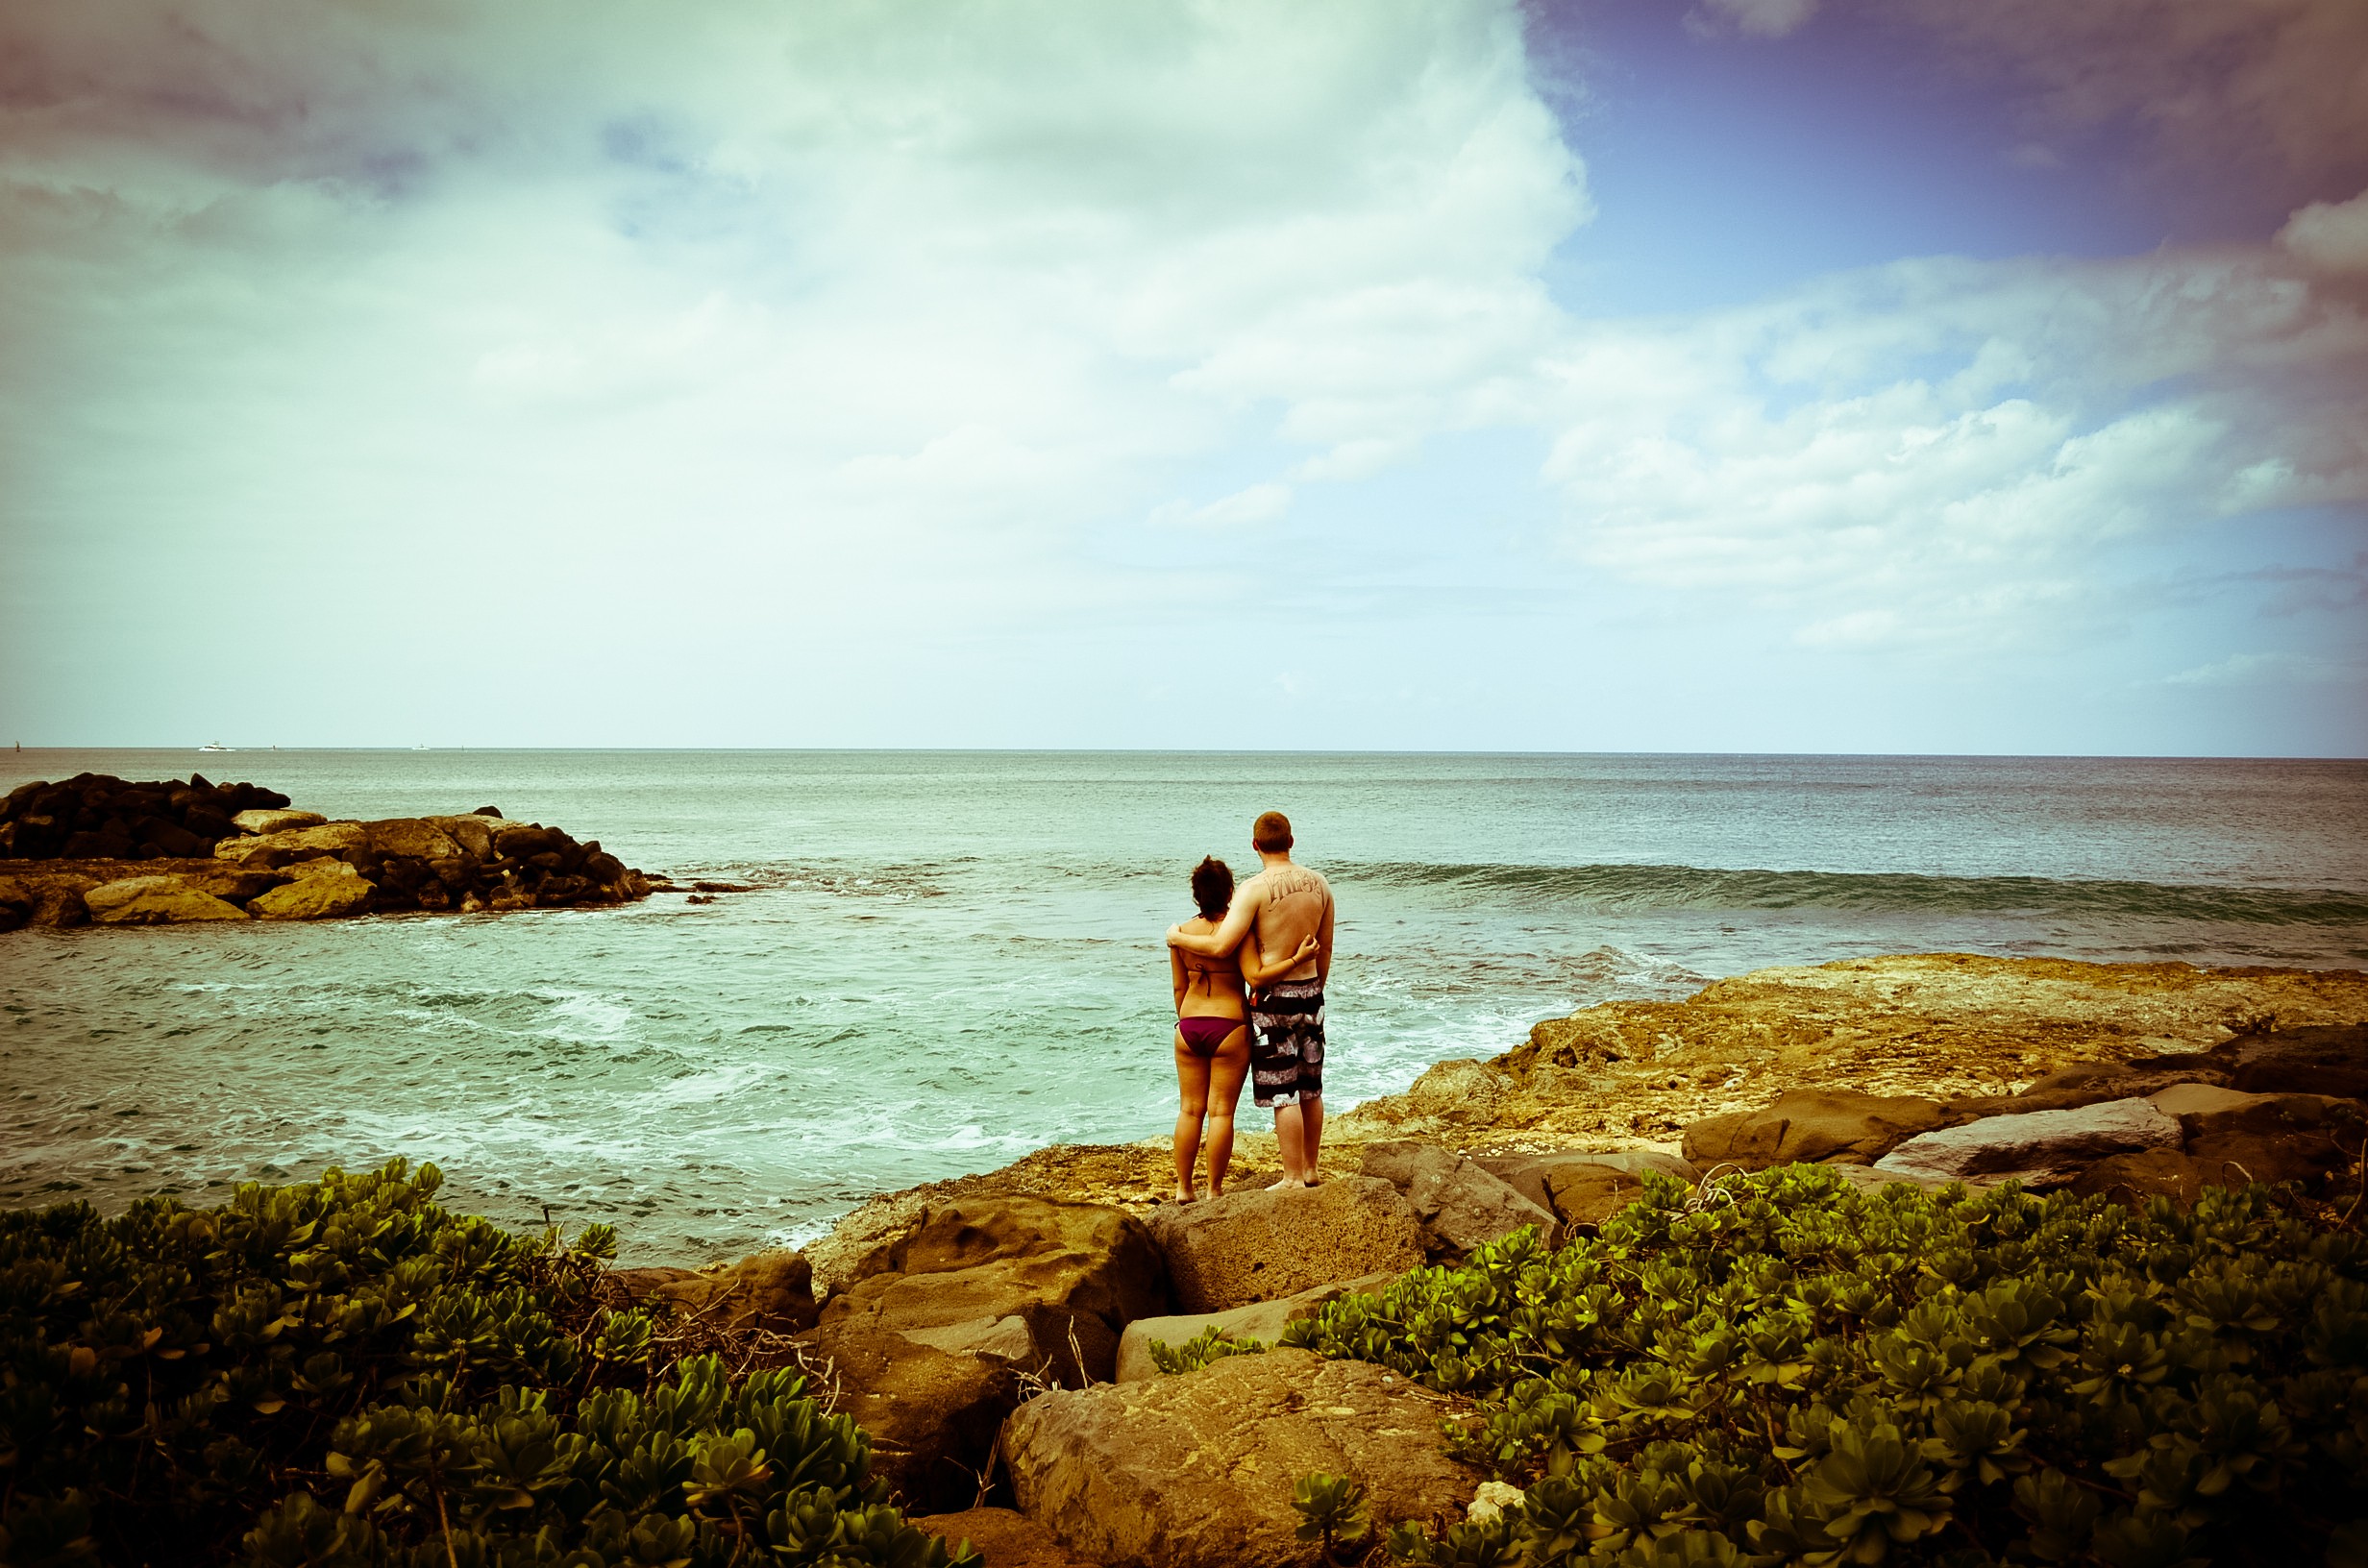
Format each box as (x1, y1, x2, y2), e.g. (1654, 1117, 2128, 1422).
(0, 772, 652, 928)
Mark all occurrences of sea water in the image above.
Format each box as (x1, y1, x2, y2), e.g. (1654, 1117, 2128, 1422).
(3, 750, 2362, 1261)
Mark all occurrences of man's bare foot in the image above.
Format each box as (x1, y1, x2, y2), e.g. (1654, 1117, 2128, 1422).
(1267, 1177, 1312, 1191)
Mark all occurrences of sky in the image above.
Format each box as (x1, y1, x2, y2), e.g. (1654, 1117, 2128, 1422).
(1, 0, 2363, 754)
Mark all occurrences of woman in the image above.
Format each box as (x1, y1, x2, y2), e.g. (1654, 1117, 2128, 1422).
(1169, 855, 1317, 1201)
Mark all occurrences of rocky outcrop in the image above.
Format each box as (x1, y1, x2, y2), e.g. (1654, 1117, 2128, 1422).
(1472, 1149, 1705, 1230)
(1682, 1089, 1951, 1170)
(1144, 1177, 1423, 1313)
(798, 1196, 1168, 1510)
(1114, 1271, 1401, 1384)
(1873, 1098, 2185, 1187)
(3, 778, 652, 927)
(1354, 1141, 1555, 1258)
(0, 772, 290, 860)
(1002, 1348, 1485, 1568)
(1336, 954, 2368, 1149)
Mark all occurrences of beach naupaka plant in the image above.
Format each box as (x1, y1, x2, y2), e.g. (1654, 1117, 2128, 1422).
(0, 1159, 973, 1568)
(1281, 1164, 2368, 1567)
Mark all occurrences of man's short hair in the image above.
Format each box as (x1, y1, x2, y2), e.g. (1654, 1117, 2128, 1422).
(1252, 810, 1293, 852)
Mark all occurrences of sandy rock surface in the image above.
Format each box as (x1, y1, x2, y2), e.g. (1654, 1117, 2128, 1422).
(911, 1507, 1094, 1568)
(1114, 1271, 1400, 1383)
(1003, 1348, 1484, 1568)
(1354, 1140, 1555, 1258)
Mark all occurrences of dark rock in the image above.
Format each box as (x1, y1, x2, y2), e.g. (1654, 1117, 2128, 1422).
(1474, 1149, 1698, 1217)
(182, 806, 234, 841)
(911, 1508, 1092, 1568)
(1682, 1089, 1948, 1170)
(2227, 1026, 2368, 1099)
(472, 805, 503, 817)
(2150, 1083, 2364, 1188)
(619, 1251, 820, 1335)
(494, 824, 568, 859)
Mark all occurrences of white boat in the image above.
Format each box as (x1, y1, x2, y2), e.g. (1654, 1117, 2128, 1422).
(198, 742, 234, 753)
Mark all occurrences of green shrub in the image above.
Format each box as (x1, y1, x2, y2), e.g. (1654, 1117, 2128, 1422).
(1280, 1164, 2368, 1567)
(1147, 1324, 1266, 1375)
(1293, 1470, 1372, 1564)
(0, 1160, 973, 1568)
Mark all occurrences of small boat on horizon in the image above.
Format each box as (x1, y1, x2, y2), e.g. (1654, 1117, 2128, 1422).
(198, 742, 234, 753)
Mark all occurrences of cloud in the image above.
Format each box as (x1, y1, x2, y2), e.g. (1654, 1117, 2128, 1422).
(1865, 0, 2368, 212)
(2280, 188, 2368, 276)
(1531, 242, 2368, 653)
(1688, 0, 1821, 39)
(2166, 650, 2368, 687)
(1147, 481, 1294, 529)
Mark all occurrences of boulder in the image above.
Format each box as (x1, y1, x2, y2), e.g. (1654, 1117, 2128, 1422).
(615, 1251, 819, 1335)
(803, 1327, 1022, 1511)
(2069, 1150, 2225, 1208)
(799, 1196, 1168, 1511)
(1824, 1163, 1975, 1196)
(364, 818, 464, 861)
(1355, 1141, 1555, 1258)
(233, 808, 328, 836)
(429, 814, 503, 861)
(1114, 1271, 1400, 1384)
(1474, 1150, 1698, 1228)
(911, 1508, 1092, 1568)
(2227, 1026, 2368, 1099)
(248, 873, 376, 920)
(85, 876, 250, 925)
(176, 866, 290, 905)
(215, 821, 368, 865)
(1873, 1097, 2182, 1188)
(821, 1196, 1167, 1385)
(1682, 1089, 1949, 1170)
(1002, 1348, 1485, 1568)
(2150, 1084, 2362, 1188)
(1144, 1176, 1424, 1314)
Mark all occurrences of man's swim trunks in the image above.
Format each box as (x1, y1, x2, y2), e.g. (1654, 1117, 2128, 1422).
(1249, 980, 1325, 1108)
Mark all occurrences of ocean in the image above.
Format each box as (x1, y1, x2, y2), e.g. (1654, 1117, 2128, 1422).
(3, 749, 2363, 1262)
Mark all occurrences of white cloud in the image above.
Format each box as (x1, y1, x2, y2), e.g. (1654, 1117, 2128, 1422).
(1690, 0, 1822, 39)
(2280, 188, 2368, 275)
(2166, 651, 2368, 687)
(1147, 481, 1294, 530)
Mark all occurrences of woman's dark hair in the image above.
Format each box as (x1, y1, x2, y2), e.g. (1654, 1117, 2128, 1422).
(1190, 856, 1233, 920)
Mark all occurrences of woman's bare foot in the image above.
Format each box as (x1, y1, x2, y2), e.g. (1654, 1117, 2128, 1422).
(1172, 1187, 1197, 1203)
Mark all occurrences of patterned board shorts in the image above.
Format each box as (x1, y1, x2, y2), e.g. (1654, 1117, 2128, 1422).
(1249, 980, 1325, 1109)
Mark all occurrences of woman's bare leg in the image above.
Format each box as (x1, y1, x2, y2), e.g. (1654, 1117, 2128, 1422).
(1172, 1031, 1211, 1201)
(1205, 1026, 1250, 1197)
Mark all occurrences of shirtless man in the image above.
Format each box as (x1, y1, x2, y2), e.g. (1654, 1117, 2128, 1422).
(1166, 811, 1335, 1188)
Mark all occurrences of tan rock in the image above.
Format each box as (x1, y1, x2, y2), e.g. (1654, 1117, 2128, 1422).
(248, 874, 376, 920)
(1003, 1348, 1484, 1568)
(1114, 1271, 1399, 1383)
(231, 809, 327, 836)
(85, 876, 250, 924)
(363, 818, 464, 860)
(1144, 1176, 1423, 1313)
(1474, 1149, 1698, 1218)
(1355, 1141, 1555, 1257)
(1682, 1089, 1949, 1171)
(214, 821, 368, 864)
(823, 1195, 1167, 1385)
(616, 1250, 819, 1335)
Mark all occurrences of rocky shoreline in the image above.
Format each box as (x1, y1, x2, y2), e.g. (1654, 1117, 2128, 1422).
(609, 952, 2368, 1567)
(0, 771, 657, 927)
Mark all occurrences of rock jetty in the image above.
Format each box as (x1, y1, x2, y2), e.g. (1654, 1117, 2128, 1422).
(0, 772, 652, 929)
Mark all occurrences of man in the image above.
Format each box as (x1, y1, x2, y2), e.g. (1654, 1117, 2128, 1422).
(1167, 810, 1335, 1188)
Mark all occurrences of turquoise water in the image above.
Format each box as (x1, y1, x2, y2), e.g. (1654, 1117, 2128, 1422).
(3, 749, 2363, 1262)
